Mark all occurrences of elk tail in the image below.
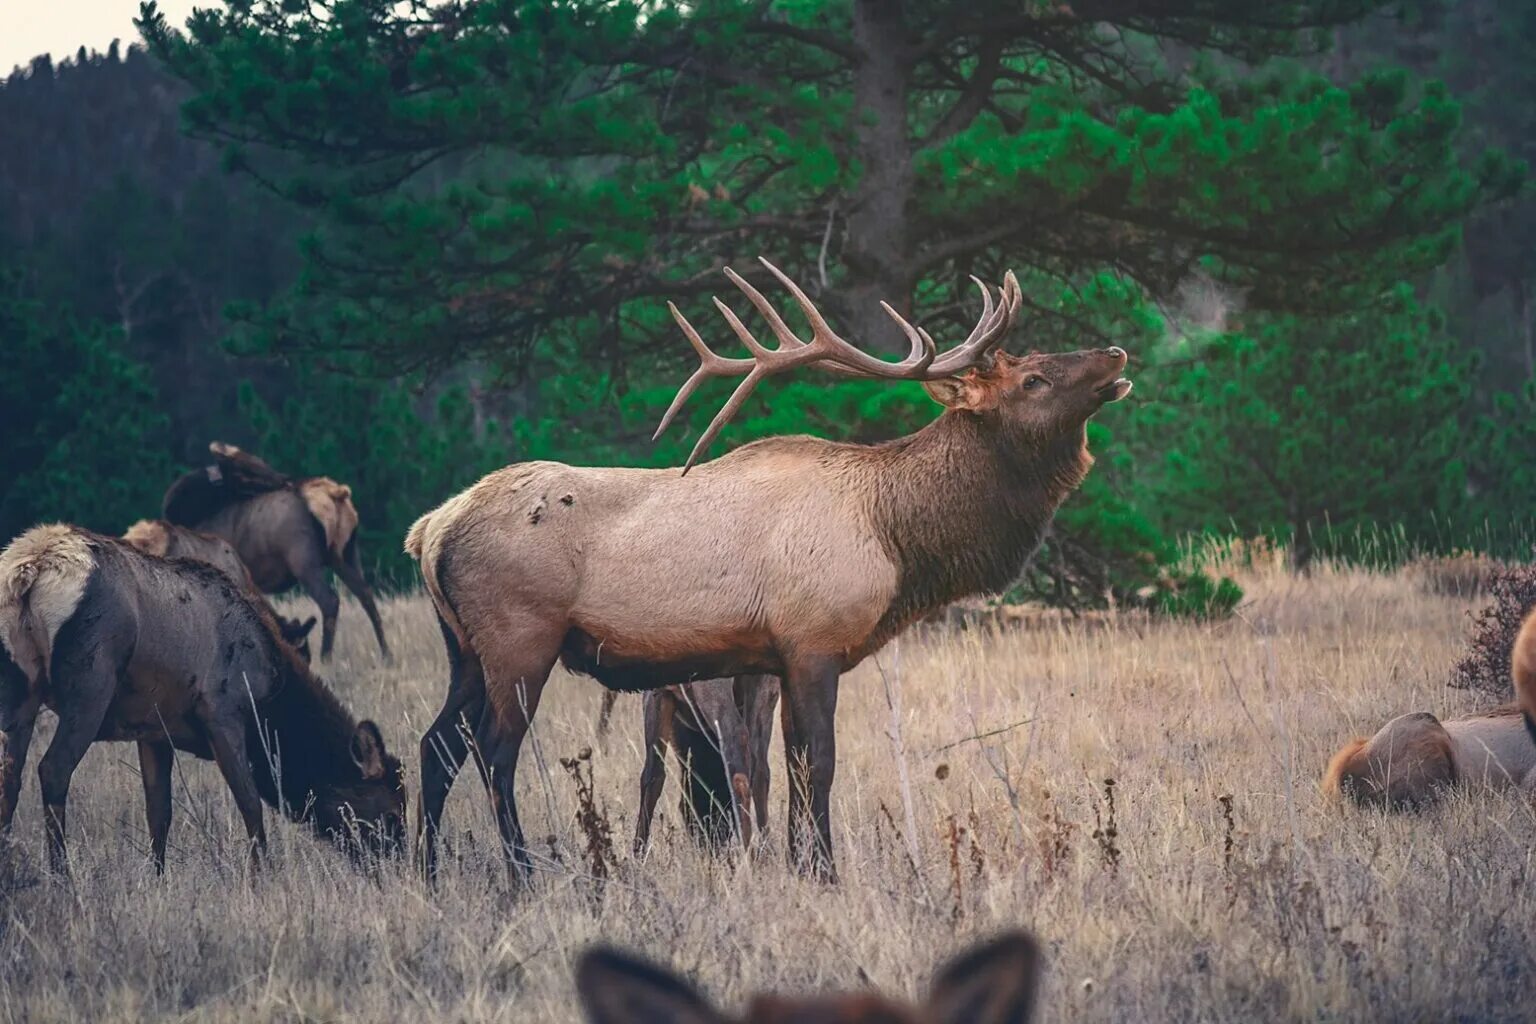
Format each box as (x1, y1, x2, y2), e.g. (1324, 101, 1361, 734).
(1512, 608, 1536, 745)
(0, 525, 96, 685)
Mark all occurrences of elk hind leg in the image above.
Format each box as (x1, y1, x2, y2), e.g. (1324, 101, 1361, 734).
(331, 539, 391, 662)
(417, 615, 485, 882)
(36, 647, 119, 876)
(295, 561, 341, 661)
(473, 621, 560, 885)
(0, 696, 40, 834)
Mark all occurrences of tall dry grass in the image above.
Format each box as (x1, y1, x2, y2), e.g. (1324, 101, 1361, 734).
(2, 556, 1533, 1022)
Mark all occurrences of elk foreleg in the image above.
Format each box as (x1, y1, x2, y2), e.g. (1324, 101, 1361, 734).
(330, 539, 391, 662)
(780, 657, 840, 882)
(204, 718, 268, 871)
(137, 741, 174, 873)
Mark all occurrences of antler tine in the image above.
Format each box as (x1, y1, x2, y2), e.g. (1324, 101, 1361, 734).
(756, 257, 934, 376)
(653, 302, 755, 440)
(879, 301, 938, 369)
(681, 366, 770, 475)
(924, 271, 1021, 378)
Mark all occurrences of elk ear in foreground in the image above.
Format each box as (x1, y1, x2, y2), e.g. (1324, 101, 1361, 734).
(575, 931, 1040, 1024)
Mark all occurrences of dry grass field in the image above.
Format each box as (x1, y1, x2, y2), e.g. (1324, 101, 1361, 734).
(2, 551, 1534, 1022)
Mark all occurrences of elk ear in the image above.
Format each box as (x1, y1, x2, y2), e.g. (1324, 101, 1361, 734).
(284, 616, 318, 642)
(576, 947, 725, 1024)
(924, 931, 1041, 1024)
(350, 721, 388, 780)
(922, 372, 1001, 412)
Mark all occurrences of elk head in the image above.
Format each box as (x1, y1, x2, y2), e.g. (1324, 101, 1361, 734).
(577, 930, 1040, 1024)
(313, 720, 408, 859)
(655, 258, 1131, 471)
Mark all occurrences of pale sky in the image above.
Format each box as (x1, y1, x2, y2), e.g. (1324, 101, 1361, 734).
(2, 0, 201, 75)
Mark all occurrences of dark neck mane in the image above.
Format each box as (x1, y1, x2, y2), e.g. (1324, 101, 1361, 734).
(245, 634, 361, 821)
(864, 411, 1091, 646)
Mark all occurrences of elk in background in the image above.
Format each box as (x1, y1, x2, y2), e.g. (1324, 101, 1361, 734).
(0, 525, 405, 874)
(163, 443, 390, 661)
(633, 674, 778, 854)
(123, 518, 317, 660)
(578, 929, 1040, 1024)
(407, 259, 1131, 882)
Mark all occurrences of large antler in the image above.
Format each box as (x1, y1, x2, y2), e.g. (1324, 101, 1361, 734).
(655, 257, 1022, 473)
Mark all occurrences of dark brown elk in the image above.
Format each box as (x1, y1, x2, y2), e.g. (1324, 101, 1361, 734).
(634, 674, 778, 854)
(163, 443, 390, 661)
(407, 259, 1131, 882)
(578, 929, 1039, 1024)
(0, 524, 405, 874)
(123, 518, 318, 660)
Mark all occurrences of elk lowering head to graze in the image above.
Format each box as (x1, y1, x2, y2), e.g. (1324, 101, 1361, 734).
(577, 929, 1040, 1024)
(162, 443, 390, 661)
(0, 525, 405, 874)
(408, 259, 1130, 882)
(633, 674, 778, 855)
(123, 518, 318, 661)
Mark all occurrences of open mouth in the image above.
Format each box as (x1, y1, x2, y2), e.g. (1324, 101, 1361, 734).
(1095, 377, 1133, 403)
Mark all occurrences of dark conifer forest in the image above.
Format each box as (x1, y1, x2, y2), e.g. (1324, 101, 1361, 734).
(3, 1, 1534, 599)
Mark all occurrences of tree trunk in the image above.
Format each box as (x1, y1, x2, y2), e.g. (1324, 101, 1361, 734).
(839, 0, 915, 354)
(1516, 276, 1533, 378)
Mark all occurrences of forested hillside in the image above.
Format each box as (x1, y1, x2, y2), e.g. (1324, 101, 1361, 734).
(3, 0, 1534, 594)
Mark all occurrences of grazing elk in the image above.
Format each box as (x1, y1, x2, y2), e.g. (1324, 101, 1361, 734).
(163, 443, 391, 661)
(577, 929, 1040, 1024)
(408, 259, 1131, 882)
(0, 525, 405, 874)
(123, 518, 318, 660)
(634, 674, 778, 854)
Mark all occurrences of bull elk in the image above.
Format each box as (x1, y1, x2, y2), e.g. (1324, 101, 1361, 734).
(407, 259, 1131, 882)
(577, 929, 1039, 1024)
(163, 443, 390, 660)
(0, 525, 405, 874)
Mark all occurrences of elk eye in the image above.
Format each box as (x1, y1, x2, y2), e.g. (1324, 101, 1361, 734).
(1022, 374, 1048, 390)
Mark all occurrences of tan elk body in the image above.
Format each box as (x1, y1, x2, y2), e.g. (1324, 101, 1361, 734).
(408, 260, 1130, 880)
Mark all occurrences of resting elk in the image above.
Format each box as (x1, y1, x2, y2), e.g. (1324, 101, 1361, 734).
(163, 443, 390, 660)
(407, 259, 1132, 882)
(1324, 606, 1536, 809)
(577, 929, 1040, 1024)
